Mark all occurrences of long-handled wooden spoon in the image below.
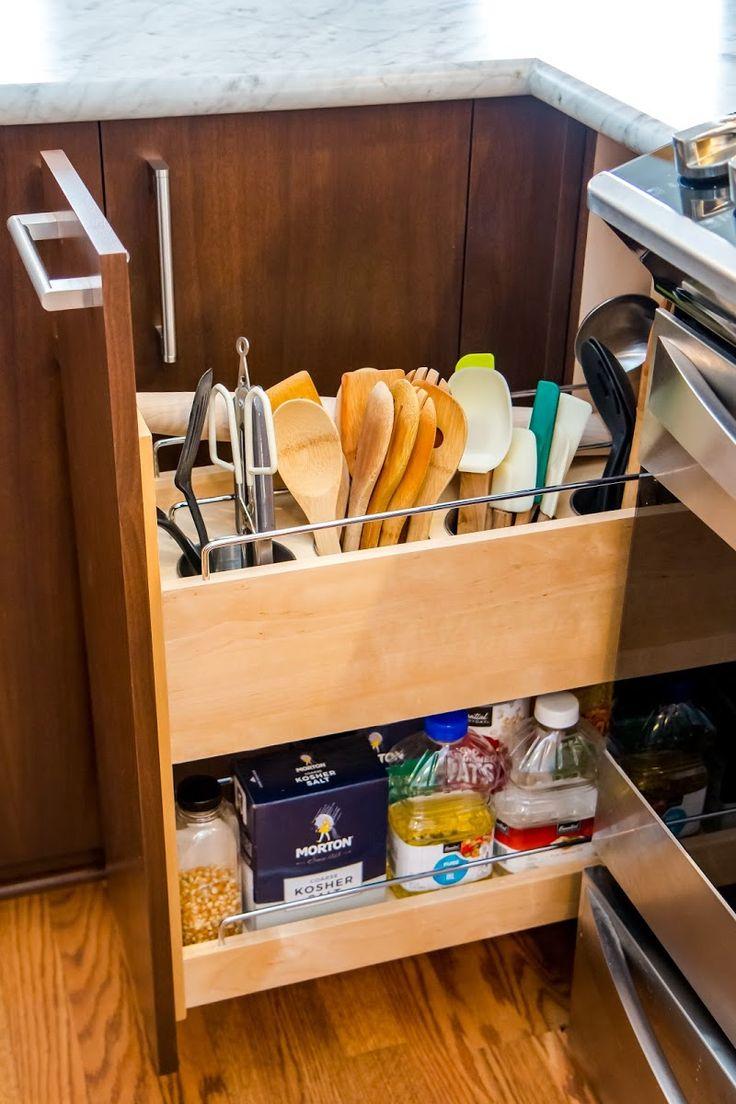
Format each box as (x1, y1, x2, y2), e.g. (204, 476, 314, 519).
(342, 382, 394, 552)
(339, 368, 404, 475)
(378, 391, 437, 546)
(405, 382, 468, 542)
(360, 380, 420, 549)
(273, 399, 344, 556)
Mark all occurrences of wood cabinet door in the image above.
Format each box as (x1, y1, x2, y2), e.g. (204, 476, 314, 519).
(8, 149, 178, 1071)
(0, 124, 102, 882)
(461, 99, 591, 389)
(100, 102, 473, 395)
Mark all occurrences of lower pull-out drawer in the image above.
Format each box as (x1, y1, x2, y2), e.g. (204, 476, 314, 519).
(181, 847, 591, 1008)
(596, 752, 736, 1049)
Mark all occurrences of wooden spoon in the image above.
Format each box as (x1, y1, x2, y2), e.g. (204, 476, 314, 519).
(405, 382, 468, 542)
(273, 399, 344, 556)
(360, 380, 420, 549)
(342, 382, 394, 552)
(379, 391, 437, 546)
(339, 368, 404, 475)
(266, 370, 321, 412)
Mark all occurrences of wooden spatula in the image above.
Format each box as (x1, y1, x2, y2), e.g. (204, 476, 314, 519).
(339, 368, 405, 475)
(273, 399, 344, 556)
(342, 382, 394, 552)
(360, 380, 420, 549)
(405, 382, 468, 542)
(266, 370, 321, 412)
(378, 391, 437, 546)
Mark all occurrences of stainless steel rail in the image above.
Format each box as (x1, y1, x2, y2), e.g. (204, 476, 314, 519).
(199, 470, 650, 579)
(216, 837, 589, 942)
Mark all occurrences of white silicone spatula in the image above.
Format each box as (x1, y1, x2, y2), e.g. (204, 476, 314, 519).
(448, 367, 512, 533)
(538, 392, 592, 520)
(490, 428, 537, 528)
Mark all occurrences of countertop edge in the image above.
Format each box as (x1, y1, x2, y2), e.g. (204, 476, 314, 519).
(0, 57, 674, 153)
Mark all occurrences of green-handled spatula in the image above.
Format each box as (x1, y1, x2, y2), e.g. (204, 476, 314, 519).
(529, 380, 560, 505)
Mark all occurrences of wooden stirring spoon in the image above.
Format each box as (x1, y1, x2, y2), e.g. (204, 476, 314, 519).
(339, 368, 404, 475)
(342, 382, 394, 552)
(273, 399, 344, 556)
(405, 382, 468, 542)
(360, 379, 420, 549)
(379, 391, 437, 546)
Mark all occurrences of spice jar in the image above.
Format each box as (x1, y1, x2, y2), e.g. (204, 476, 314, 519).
(176, 774, 241, 945)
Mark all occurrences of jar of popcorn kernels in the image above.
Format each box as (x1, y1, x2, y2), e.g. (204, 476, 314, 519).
(176, 774, 242, 945)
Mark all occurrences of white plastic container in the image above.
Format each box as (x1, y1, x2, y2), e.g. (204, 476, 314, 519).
(492, 691, 600, 872)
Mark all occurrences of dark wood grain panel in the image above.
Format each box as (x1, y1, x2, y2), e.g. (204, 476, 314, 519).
(40, 150, 177, 1072)
(0, 123, 102, 881)
(100, 102, 473, 395)
(460, 98, 589, 390)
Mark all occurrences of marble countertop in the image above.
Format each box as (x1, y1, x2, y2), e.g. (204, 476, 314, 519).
(3, 0, 736, 152)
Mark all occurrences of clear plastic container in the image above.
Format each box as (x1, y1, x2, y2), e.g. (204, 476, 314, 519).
(176, 774, 242, 945)
(387, 711, 508, 894)
(493, 691, 600, 872)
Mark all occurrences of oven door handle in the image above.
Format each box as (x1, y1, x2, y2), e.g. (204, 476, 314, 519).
(588, 882, 688, 1104)
(651, 336, 736, 501)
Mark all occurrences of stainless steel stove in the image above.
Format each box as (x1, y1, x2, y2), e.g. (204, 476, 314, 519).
(570, 117, 736, 1104)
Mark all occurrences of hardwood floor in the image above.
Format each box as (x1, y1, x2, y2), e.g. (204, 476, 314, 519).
(0, 884, 596, 1104)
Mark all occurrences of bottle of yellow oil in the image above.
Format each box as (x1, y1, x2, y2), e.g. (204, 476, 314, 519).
(387, 711, 508, 896)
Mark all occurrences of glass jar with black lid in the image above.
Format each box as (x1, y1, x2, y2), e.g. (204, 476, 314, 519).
(175, 774, 241, 945)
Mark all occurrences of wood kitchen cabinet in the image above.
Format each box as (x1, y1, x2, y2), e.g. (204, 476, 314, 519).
(0, 124, 102, 882)
(100, 97, 588, 397)
(11, 136, 736, 1074)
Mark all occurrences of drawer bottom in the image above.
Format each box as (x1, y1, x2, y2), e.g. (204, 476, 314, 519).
(181, 850, 592, 1008)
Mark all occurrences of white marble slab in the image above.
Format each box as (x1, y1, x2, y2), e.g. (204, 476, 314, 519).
(2, 0, 736, 149)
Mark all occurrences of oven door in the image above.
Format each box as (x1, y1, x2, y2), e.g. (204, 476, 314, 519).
(642, 309, 736, 551)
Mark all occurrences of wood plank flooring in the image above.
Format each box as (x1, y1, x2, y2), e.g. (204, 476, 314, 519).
(0, 884, 596, 1104)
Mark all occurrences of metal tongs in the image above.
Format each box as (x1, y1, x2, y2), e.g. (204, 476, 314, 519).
(208, 336, 277, 566)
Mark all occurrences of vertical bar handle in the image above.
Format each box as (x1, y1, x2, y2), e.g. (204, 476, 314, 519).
(147, 159, 177, 364)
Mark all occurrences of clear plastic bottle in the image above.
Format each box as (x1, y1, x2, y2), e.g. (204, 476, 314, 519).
(387, 711, 508, 895)
(176, 774, 242, 945)
(493, 691, 600, 872)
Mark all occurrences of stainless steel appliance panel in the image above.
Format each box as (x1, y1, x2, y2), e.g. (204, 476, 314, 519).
(642, 310, 736, 551)
(571, 867, 736, 1104)
(596, 752, 736, 1048)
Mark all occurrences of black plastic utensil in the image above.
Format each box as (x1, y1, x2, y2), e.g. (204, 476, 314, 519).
(156, 508, 202, 574)
(572, 339, 633, 515)
(174, 368, 214, 549)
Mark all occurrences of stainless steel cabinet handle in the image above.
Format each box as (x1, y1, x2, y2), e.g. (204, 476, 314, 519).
(147, 159, 177, 363)
(6, 210, 102, 310)
(651, 335, 736, 501)
(588, 884, 688, 1104)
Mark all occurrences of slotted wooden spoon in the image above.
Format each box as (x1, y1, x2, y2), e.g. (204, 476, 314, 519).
(406, 382, 468, 542)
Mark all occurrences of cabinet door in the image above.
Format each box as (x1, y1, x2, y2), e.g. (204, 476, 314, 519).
(461, 98, 590, 388)
(0, 124, 102, 881)
(7, 149, 178, 1071)
(100, 102, 473, 394)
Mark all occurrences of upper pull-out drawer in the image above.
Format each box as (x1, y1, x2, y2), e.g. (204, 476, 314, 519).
(596, 751, 736, 1049)
(141, 408, 736, 764)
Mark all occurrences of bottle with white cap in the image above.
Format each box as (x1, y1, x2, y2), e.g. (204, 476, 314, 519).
(492, 691, 600, 873)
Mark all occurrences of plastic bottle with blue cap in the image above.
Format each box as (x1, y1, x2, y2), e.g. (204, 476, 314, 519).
(386, 710, 509, 896)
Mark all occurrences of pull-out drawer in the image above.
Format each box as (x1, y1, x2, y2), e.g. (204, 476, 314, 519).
(143, 417, 736, 764)
(596, 752, 736, 1049)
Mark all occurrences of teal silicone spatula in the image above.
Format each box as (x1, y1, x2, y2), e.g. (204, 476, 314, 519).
(529, 380, 561, 505)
